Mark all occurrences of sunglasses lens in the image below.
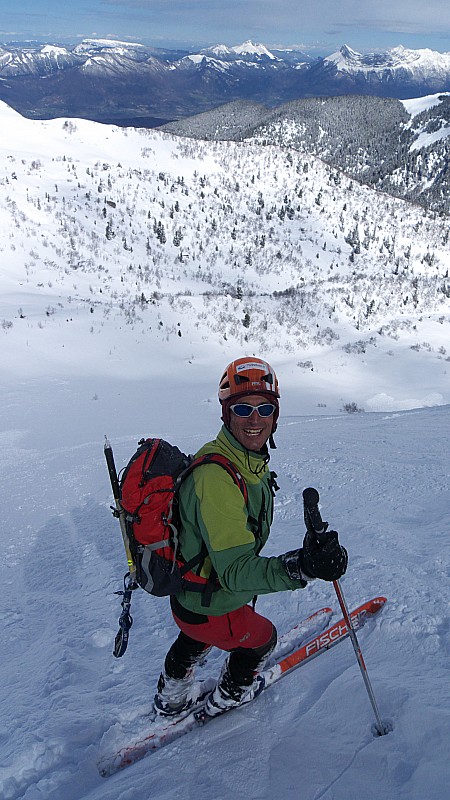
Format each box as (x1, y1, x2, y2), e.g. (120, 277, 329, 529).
(231, 404, 253, 417)
(258, 404, 276, 417)
(231, 403, 275, 418)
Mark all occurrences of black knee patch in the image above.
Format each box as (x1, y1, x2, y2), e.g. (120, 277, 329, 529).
(253, 625, 277, 659)
(165, 631, 210, 679)
(228, 624, 277, 685)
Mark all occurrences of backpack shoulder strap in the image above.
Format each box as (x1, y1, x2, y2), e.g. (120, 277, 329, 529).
(176, 453, 248, 608)
(184, 452, 248, 506)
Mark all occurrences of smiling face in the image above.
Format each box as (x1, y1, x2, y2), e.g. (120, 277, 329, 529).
(229, 394, 275, 452)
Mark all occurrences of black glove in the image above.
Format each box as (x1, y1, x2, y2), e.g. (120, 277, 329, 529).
(301, 530, 348, 581)
(282, 531, 348, 583)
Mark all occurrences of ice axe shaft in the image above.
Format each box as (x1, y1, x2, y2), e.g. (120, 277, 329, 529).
(104, 436, 137, 583)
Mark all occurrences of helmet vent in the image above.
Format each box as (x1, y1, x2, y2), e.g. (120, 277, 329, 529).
(234, 374, 249, 385)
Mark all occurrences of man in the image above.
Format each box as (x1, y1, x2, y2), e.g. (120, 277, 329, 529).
(154, 357, 347, 717)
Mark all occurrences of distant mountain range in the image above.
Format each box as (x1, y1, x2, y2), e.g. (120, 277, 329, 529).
(0, 39, 449, 125)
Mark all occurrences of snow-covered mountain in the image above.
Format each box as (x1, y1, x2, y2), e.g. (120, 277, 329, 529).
(326, 44, 450, 87)
(161, 93, 450, 215)
(201, 40, 280, 61)
(0, 42, 82, 76)
(177, 41, 285, 77)
(74, 38, 165, 77)
(0, 100, 449, 800)
(0, 39, 449, 125)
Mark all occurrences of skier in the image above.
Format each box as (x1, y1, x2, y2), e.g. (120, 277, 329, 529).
(154, 357, 347, 717)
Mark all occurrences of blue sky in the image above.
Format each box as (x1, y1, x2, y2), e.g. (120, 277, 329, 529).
(0, 0, 449, 53)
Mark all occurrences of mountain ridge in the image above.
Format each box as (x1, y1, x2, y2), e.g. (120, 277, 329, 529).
(1, 39, 449, 126)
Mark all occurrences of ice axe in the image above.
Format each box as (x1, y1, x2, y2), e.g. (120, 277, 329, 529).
(302, 487, 391, 736)
(104, 436, 138, 657)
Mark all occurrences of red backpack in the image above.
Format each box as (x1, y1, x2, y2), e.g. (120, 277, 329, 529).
(119, 438, 248, 603)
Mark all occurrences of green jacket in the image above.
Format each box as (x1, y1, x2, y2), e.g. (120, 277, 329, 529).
(176, 425, 305, 616)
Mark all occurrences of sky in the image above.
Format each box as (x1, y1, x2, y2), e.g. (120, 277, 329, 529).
(0, 0, 449, 54)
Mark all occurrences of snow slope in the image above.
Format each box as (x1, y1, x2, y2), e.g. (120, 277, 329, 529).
(401, 92, 450, 151)
(0, 362, 449, 800)
(0, 102, 449, 800)
(401, 92, 450, 117)
(1, 100, 449, 415)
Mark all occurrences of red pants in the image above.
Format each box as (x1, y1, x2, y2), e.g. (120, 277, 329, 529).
(165, 599, 277, 685)
(172, 603, 274, 651)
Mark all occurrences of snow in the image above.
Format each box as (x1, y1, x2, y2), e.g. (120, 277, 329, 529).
(207, 45, 232, 56)
(401, 92, 450, 117)
(409, 124, 450, 151)
(185, 54, 231, 71)
(231, 41, 277, 59)
(74, 39, 145, 52)
(201, 39, 279, 61)
(401, 93, 450, 151)
(1, 370, 449, 799)
(40, 46, 71, 57)
(0, 102, 449, 799)
(197, 41, 278, 64)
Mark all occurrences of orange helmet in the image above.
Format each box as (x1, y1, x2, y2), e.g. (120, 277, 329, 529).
(219, 357, 279, 402)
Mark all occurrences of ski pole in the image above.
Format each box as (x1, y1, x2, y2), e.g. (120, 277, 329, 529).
(104, 436, 138, 657)
(302, 487, 390, 736)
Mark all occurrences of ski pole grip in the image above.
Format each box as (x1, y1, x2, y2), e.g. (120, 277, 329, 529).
(302, 487, 329, 543)
(303, 486, 320, 511)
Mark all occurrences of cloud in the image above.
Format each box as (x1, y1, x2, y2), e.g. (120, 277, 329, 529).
(3, 0, 449, 49)
(93, 2, 450, 52)
(101, 0, 450, 30)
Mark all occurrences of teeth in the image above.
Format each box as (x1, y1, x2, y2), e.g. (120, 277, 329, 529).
(244, 429, 262, 435)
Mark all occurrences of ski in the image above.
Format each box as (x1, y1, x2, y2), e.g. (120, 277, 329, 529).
(97, 606, 332, 777)
(194, 595, 386, 723)
(264, 595, 385, 685)
(97, 597, 385, 777)
(266, 605, 333, 665)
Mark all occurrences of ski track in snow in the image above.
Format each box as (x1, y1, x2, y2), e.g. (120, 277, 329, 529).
(0, 377, 449, 800)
